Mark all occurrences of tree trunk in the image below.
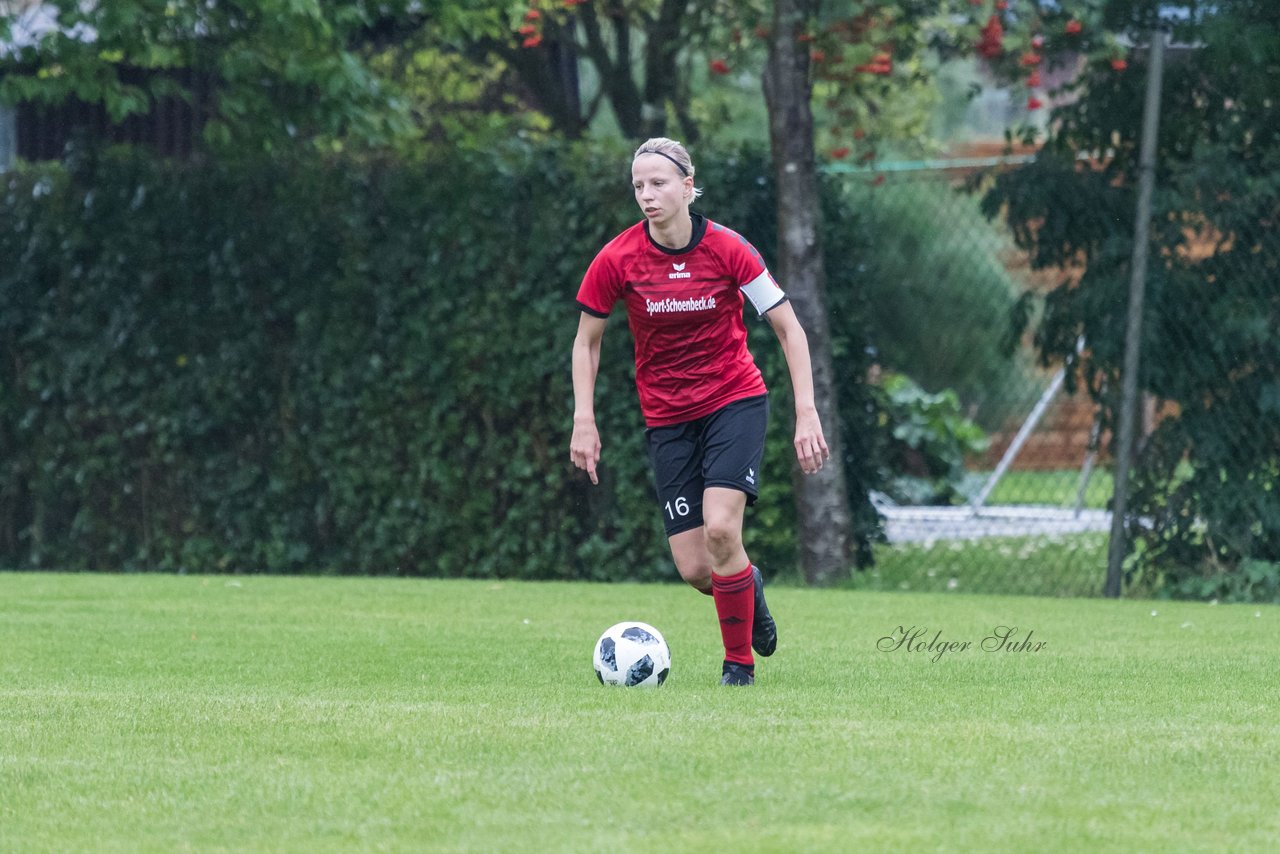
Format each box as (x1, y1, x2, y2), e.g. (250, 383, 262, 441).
(577, 1, 644, 137)
(762, 0, 853, 585)
(490, 30, 587, 138)
(638, 0, 684, 139)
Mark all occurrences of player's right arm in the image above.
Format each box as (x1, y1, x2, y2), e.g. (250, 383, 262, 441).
(570, 313, 609, 485)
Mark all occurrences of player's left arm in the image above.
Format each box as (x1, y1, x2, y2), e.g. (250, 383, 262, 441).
(764, 301, 830, 475)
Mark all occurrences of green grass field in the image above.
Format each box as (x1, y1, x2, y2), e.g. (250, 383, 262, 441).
(971, 468, 1115, 510)
(3, 573, 1278, 852)
(863, 533, 1110, 597)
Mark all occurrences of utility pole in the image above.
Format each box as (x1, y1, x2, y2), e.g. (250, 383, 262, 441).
(1106, 26, 1167, 598)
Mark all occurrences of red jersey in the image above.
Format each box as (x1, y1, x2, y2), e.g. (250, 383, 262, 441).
(577, 213, 788, 427)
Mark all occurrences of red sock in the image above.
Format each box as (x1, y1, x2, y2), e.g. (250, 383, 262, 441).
(712, 563, 755, 666)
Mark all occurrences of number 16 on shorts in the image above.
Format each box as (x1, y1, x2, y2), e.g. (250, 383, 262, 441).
(665, 496, 690, 521)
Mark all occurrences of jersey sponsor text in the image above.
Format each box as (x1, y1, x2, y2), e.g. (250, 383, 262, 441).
(646, 295, 716, 315)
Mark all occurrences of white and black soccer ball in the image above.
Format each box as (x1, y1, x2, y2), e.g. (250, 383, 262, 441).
(593, 621, 671, 687)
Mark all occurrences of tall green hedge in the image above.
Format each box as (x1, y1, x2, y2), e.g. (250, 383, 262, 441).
(0, 142, 881, 579)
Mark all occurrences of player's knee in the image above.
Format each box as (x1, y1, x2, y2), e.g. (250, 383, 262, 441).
(703, 517, 741, 559)
(675, 560, 712, 592)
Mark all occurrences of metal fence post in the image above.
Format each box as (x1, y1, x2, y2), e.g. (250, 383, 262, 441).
(0, 105, 15, 171)
(1105, 26, 1168, 597)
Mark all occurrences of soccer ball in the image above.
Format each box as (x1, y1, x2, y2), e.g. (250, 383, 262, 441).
(593, 621, 671, 687)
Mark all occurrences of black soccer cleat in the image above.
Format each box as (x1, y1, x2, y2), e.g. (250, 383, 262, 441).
(720, 661, 755, 686)
(751, 565, 777, 657)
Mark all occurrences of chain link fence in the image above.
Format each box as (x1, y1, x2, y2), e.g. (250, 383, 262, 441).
(827, 137, 1277, 600)
(825, 164, 1112, 597)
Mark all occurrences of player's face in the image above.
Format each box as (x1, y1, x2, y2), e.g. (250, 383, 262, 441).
(632, 155, 692, 227)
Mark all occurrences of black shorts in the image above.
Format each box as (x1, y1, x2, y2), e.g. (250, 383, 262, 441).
(645, 394, 769, 537)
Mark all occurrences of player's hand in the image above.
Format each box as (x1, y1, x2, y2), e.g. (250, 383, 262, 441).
(570, 417, 602, 485)
(794, 408, 830, 475)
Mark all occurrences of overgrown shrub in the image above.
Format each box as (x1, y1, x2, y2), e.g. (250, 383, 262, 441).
(876, 373, 989, 506)
(0, 141, 885, 578)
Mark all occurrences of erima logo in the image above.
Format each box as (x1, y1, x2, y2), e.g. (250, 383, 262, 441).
(746, 468, 756, 485)
(669, 262, 691, 280)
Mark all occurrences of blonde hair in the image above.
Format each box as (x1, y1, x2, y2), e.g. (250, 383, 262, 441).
(633, 137, 704, 202)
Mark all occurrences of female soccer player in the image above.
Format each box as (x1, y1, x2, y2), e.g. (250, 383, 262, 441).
(570, 138, 830, 686)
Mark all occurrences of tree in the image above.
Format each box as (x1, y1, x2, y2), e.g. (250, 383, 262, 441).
(0, 0, 426, 152)
(412, 0, 740, 141)
(762, 0, 854, 584)
(983, 0, 1280, 597)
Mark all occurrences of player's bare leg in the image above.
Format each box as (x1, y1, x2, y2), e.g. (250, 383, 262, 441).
(681, 488, 758, 684)
(667, 489, 750, 586)
(667, 528, 712, 594)
(701, 487, 776, 654)
(667, 489, 777, 663)
(701, 487, 750, 577)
